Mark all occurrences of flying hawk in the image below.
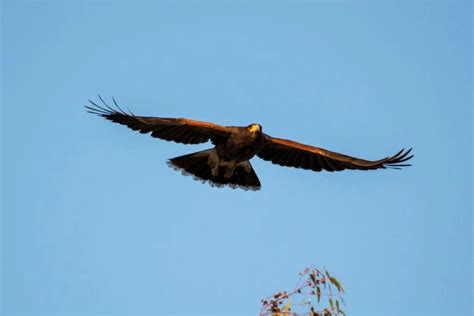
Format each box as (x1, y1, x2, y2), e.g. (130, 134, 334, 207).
(86, 97, 413, 191)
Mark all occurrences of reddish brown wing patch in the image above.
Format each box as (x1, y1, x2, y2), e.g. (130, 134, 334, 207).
(86, 97, 230, 145)
(257, 134, 413, 172)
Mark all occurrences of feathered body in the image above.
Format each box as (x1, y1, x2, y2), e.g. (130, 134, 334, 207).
(169, 125, 265, 190)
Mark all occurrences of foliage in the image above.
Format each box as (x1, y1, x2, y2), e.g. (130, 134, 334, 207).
(259, 266, 345, 316)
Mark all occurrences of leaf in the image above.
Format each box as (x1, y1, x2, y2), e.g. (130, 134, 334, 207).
(329, 276, 344, 293)
(317, 286, 321, 303)
(329, 298, 334, 311)
(310, 271, 317, 286)
(336, 300, 340, 313)
(282, 299, 291, 315)
(324, 270, 344, 293)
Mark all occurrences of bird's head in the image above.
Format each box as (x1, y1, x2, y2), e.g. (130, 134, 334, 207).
(247, 123, 262, 133)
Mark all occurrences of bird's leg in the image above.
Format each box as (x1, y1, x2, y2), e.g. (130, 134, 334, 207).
(223, 160, 251, 178)
(211, 165, 220, 177)
(239, 161, 252, 173)
(207, 150, 220, 177)
(224, 163, 237, 178)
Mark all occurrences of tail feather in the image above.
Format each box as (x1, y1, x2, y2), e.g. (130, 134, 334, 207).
(168, 149, 261, 191)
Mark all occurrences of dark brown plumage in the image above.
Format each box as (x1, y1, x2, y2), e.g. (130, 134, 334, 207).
(86, 96, 413, 191)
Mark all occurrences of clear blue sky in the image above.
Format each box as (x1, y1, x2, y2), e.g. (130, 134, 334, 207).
(1, 0, 472, 315)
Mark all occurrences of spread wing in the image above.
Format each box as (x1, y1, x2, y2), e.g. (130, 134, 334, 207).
(257, 134, 413, 171)
(86, 96, 230, 145)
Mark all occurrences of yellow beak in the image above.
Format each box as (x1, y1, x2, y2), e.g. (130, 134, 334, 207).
(249, 124, 260, 133)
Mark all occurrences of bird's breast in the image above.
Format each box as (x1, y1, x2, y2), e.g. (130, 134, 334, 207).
(218, 131, 262, 161)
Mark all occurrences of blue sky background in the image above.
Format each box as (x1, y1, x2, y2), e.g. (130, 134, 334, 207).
(1, 0, 472, 315)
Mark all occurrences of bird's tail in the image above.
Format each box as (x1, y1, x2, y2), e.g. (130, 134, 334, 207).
(167, 149, 261, 191)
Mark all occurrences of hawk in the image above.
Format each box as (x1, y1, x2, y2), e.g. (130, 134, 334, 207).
(86, 97, 413, 191)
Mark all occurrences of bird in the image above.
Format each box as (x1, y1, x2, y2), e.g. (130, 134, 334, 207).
(86, 96, 413, 191)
